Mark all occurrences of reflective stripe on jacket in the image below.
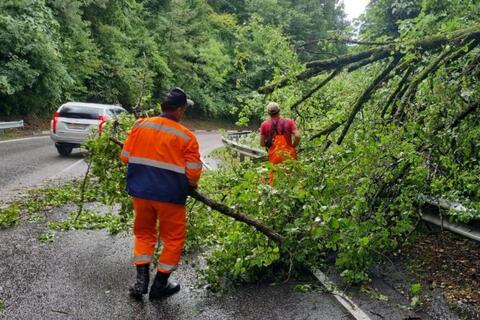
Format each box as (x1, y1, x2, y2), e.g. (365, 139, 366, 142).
(120, 116, 202, 205)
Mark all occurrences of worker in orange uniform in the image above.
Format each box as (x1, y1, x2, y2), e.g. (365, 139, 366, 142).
(260, 102, 301, 184)
(120, 87, 202, 300)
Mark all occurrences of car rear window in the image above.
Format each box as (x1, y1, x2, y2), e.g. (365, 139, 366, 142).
(59, 106, 103, 119)
(106, 108, 126, 117)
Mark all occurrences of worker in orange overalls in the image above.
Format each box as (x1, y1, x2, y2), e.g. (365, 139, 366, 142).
(260, 102, 301, 185)
(120, 87, 202, 300)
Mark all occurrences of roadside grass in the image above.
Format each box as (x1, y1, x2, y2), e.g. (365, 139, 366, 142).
(0, 205, 20, 228)
(0, 130, 25, 141)
(0, 181, 127, 234)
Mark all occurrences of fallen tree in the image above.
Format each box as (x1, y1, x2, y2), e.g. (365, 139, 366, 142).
(81, 21, 480, 288)
(259, 25, 480, 94)
(265, 25, 480, 149)
(108, 136, 285, 244)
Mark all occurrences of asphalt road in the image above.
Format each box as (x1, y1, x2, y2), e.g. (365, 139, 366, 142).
(0, 133, 354, 320)
(0, 136, 87, 202)
(0, 133, 222, 203)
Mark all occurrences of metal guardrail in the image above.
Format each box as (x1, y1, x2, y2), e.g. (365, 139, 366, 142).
(222, 131, 480, 242)
(225, 130, 253, 141)
(0, 120, 24, 133)
(222, 131, 267, 162)
(419, 194, 479, 242)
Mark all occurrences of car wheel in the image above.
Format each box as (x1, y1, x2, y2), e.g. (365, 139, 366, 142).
(56, 144, 73, 157)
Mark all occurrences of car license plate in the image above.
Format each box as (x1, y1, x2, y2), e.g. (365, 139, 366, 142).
(67, 123, 88, 130)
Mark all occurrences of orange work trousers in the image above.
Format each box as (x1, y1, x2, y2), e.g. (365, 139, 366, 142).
(268, 138, 296, 186)
(132, 197, 186, 273)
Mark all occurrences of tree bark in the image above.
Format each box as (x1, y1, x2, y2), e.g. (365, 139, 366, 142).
(290, 70, 340, 115)
(336, 55, 402, 146)
(259, 25, 480, 94)
(109, 137, 285, 244)
(188, 189, 285, 244)
(309, 121, 344, 141)
(381, 66, 414, 118)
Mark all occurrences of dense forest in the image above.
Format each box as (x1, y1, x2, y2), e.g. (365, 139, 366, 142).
(2, 0, 479, 289)
(0, 0, 346, 117)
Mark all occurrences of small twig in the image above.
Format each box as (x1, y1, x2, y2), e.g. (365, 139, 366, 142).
(337, 156, 361, 173)
(74, 158, 93, 222)
(132, 52, 149, 118)
(51, 309, 69, 315)
(285, 250, 294, 282)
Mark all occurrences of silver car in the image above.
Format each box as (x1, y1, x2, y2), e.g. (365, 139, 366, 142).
(50, 102, 126, 156)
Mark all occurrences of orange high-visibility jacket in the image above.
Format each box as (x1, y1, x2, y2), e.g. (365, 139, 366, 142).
(120, 115, 202, 205)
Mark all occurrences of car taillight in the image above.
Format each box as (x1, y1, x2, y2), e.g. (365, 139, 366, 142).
(52, 112, 60, 134)
(98, 115, 110, 135)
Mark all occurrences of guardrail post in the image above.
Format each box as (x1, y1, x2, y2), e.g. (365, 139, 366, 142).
(0, 120, 24, 135)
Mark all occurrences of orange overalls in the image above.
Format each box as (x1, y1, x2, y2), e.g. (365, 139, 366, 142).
(120, 115, 202, 273)
(266, 119, 296, 185)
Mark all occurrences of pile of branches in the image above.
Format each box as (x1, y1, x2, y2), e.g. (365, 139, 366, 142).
(104, 25, 480, 249)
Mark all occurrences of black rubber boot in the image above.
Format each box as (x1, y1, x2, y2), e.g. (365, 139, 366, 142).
(148, 271, 180, 300)
(129, 264, 150, 300)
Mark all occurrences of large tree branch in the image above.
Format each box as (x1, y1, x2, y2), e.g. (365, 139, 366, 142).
(434, 100, 480, 132)
(109, 137, 285, 244)
(450, 101, 480, 129)
(259, 48, 389, 94)
(259, 25, 480, 94)
(381, 66, 415, 118)
(395, 39, 480, 119)
(309, 121, 344, 141)
(290, 70, 340, 116)
(296, 38, 396, 49)
(336, 55, 403, 146)
(188, 189, 285, 244)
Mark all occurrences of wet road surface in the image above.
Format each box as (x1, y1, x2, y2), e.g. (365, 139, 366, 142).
(0, 132, 222, 203)
(0, 133, 354, 320)
(0, 136, 87, 202)
(0, 206, 353, 319)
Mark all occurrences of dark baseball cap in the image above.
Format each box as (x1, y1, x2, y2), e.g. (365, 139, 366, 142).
(162, 87, 194, 109)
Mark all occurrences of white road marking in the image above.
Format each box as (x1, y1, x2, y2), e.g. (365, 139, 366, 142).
(200, 156, 213, 171)
(48, 158, 85, 180)
(0, 135, 50, 144)
(312, 269, 372, 320)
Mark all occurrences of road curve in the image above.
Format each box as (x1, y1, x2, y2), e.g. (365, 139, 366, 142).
(0, 136, 87, 203)
(0, 133, 223, 204)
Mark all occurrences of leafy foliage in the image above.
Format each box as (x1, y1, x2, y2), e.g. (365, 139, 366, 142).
(3, 0, 478, 291)
(0, 205, 20, 229)
(0, 0, 346, 118)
